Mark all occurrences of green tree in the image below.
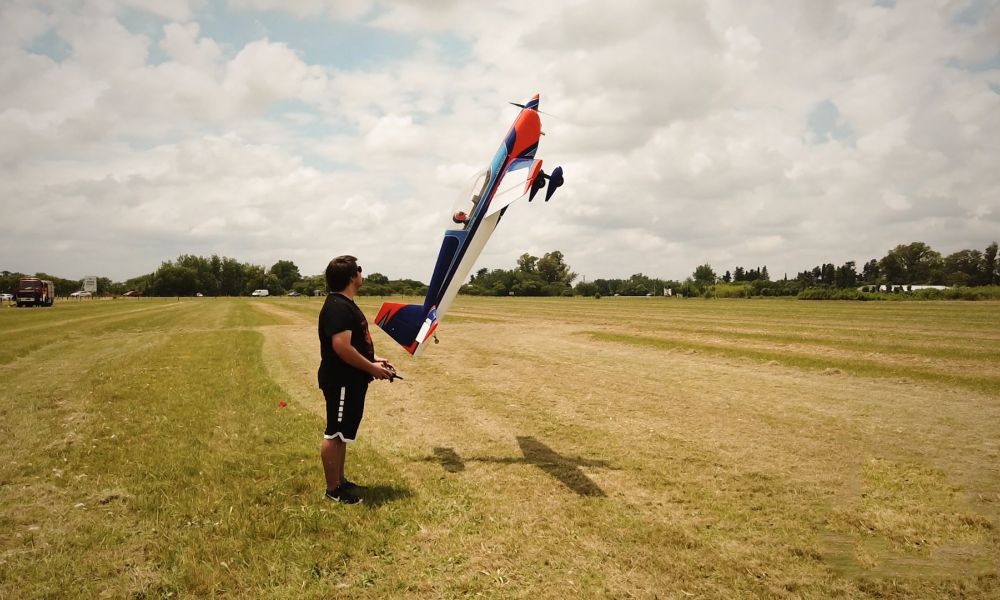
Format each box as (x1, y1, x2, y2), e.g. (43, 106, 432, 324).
(622, 273, 653, 295)
(220, 257, 246, 296)
(536, 251, 576, 286)
(834, 261, 857, 288)
(880, 242, 943, 284)
(122, 273, 153, 295)
(516, 253, 538, 274)
(821, 263, 835, 284)
(294, 274, 327, 295)
(943, 249, 983, 286)
(243, 265, 267, 295)
(97, 276, 114, 295)
(861, 259, 880, 283)
(575, 280, 598, 296)
(984, 242, 998, 285)
(151, 263, 198, 296)
(692, 264, 717, 290)
(0, 271, 23, 294)
(269, 260, 302, 292)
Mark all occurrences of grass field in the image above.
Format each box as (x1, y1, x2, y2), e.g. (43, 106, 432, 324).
(1, 296, 998, 598)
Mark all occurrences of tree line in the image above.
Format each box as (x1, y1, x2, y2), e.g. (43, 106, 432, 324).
(0, 254, 426, 298)
(691, 240, 999, 298)
(793, 241, 998, 288)
(2, 240, 996, 299)
(461, 251, 577, 296)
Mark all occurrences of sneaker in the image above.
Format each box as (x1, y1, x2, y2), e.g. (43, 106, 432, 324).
(325, 486, 362, 505)
(341, 478, 361, 491)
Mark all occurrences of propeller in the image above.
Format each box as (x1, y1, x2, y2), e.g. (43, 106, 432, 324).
(509, 101, 558, 119)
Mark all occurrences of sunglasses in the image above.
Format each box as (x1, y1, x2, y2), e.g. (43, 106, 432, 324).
(356, 265, 363, 273)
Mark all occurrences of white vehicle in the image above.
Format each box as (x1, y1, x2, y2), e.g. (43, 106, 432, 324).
(0, 293, 12, 301)
(70, 291, 92, 298)
(251, 289, 269, 297)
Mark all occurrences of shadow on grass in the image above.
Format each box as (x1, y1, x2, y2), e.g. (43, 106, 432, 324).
(358, 484, 413, 507)
(427, 436, 612, 497)
(433, 447, 465, 473)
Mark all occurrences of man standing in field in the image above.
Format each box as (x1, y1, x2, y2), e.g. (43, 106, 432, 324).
(318, 255, 395, 504)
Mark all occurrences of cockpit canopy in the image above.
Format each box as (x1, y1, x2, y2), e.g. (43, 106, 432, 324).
(448, 169, 491, 231)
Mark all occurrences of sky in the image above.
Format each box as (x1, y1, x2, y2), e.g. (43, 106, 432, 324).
(1, 0, 998, 283)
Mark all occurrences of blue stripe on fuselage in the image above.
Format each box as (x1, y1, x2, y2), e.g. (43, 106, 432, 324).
(423, 230, 465, 312)
(421, 124, 517, 311)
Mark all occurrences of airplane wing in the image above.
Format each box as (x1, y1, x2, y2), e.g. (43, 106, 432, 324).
(481, 158, 543, 218)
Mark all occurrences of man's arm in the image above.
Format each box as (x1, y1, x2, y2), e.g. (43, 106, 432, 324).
(331, 331, 392, 380)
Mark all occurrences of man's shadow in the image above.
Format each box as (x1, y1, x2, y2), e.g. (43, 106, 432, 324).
(429, 436, 611, 497)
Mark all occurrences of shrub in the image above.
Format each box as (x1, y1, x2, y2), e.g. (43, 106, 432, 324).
(797, 285, 1000, 301)
(797, 288, 869, 301)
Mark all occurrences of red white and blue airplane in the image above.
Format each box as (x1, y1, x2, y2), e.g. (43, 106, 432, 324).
(375, 94, 564, 356)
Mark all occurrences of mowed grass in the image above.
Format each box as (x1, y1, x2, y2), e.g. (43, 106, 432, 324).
(1, 297, 998, 598)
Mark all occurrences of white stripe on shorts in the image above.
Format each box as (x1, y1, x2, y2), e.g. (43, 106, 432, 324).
(337, 387, 345, 423)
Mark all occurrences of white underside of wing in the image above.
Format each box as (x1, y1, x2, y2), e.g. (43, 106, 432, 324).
(440, 210, 502, 319)
(482, 159, 539, 219)
(413, 210, 503, 358)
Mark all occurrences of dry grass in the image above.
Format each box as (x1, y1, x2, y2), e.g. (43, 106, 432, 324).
(1, 296, 998, 598)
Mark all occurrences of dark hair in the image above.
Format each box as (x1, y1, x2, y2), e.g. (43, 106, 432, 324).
(325, 255, 360, 292)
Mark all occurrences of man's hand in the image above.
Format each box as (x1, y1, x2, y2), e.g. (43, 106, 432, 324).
(376, 359, 402, 382)
(369, 361, 394, 380)
(333, 332, 395, 380)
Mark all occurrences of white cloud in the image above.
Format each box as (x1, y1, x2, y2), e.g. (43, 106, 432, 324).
(160, 22, 223, 70)
(120, 0, 196, 21)
(227, 0, 373, 20)
(1, 0, 998, 282)
(363, 114, 422, 153)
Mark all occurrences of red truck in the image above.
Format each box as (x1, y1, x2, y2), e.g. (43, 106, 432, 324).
(16, 277, 55, 307)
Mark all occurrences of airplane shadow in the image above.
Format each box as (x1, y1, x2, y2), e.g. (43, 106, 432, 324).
(428, 436, 612, 497)
(357, 484, 413, 508)
(433, 447, 466, 473)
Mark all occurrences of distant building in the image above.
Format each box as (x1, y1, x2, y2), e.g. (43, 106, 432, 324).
(858, 284, 950, 292)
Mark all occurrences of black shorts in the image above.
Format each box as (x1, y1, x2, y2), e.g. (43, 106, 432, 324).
(322, 382, 369, 442)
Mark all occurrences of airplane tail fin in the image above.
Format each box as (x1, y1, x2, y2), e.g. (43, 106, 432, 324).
(375, 302, 439, 356)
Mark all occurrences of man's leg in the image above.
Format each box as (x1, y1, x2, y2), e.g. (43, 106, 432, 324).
(321, 437, 345, 491)
(337, 442, 347, 484)
(321, 385, 346, 491)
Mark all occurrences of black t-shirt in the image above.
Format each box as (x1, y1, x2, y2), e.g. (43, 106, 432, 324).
(317, 293, 375, 387)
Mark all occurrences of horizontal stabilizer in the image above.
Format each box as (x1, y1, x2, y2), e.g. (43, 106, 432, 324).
(375, 302, 439, 355)
(544, 166, 564, 201)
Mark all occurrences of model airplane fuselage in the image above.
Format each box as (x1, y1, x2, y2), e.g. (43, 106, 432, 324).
(376, 94, 564, 356)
